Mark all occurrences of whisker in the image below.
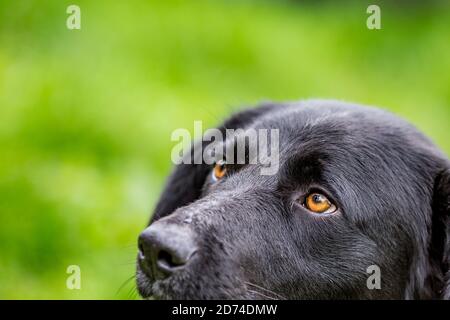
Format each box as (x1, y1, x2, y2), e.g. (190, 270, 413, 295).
(119, 243, 138, 250)
(116, 274, 136, 296)
(128, 285, 139, 300)
(246, 289, 277, 300)
(114, 261, 139, 267)
(245, 281, 286, 300)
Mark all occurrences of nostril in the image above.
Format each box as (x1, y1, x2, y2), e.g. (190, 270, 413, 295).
(158, 250, 180, 268)
(156, 249, 189, 273)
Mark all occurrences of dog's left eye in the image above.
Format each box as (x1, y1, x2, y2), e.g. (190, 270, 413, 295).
(212, 160, 227, 181)
(303, 193, 337, 214)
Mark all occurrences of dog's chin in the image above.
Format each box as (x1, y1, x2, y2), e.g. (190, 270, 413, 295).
(136, 267, 262, 300)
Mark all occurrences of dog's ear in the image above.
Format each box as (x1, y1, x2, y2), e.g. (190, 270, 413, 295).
(149, 103, 277, 224)
(431, 168, 450, 299)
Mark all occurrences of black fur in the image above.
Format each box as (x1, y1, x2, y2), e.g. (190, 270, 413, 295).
(136, 100, 450, 299)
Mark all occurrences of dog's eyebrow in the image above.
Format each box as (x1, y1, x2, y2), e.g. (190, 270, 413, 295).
(278, 151, 328, 187)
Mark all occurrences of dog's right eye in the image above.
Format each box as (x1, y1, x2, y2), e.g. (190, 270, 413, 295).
(211, 160, 227, 182)
(303, 192, 337, 214)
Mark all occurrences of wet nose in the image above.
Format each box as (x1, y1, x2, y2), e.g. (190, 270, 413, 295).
(138, 222, 197, 280)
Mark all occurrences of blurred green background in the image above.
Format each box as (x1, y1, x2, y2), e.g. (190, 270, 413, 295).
(0, 0, 449, 299)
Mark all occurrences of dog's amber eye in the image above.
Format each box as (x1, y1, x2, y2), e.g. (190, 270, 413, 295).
(212, 160, 227, 181)
(304, 193, 336, 214)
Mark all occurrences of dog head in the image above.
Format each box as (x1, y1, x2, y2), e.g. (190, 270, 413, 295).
(136, 100, 449, 299)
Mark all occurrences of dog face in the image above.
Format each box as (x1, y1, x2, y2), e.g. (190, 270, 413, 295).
(136, 100, 450, 299)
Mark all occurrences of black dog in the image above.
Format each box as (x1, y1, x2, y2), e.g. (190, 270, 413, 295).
(136, 100, 449, 299)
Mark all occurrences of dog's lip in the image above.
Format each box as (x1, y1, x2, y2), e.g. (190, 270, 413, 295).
(137, 251, 200, 299)
(136, 268, 154, 298)
(137, 253, 153, 280)
(137, 275, 174, 300)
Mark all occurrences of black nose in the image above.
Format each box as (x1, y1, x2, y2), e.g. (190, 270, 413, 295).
(138, 222, 197, 280)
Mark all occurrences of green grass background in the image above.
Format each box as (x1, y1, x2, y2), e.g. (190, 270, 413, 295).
(0, 0, 449, 299)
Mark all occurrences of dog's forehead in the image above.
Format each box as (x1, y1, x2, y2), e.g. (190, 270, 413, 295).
(250, 103, 386, 135)
(234, 101, 445, 183)
(246, 102, 425, 153)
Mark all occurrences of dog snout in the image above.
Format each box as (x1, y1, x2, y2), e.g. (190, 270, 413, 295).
(138, 222, 197, 280)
